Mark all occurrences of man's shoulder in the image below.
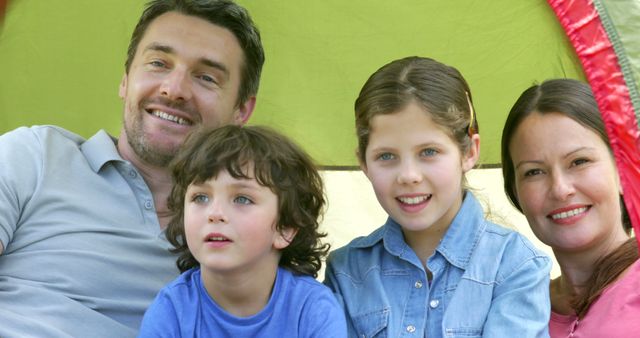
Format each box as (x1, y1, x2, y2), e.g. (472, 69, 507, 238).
(2, 125, 86, 146)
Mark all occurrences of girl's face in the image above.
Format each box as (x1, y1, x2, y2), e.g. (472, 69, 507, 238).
(361, 102, 479, 238)
(183, 167, 294, 277)
(509, 112, 627, 255)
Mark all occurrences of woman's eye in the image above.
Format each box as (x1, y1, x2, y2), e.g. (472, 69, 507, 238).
(524, 169, 543, 177)
(572, 158, 590, 166)
(234, 196, 253, 205)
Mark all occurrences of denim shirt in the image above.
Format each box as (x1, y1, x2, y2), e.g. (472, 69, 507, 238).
(324, 192, 551, 338)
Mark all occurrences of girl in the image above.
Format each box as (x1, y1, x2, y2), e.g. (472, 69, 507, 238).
(501, 78, 640, 337)
(324, 56, 552, 338)
(139, 125, 347, 337)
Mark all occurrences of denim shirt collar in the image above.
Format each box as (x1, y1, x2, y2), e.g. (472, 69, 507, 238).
(350, 191, 486, 270)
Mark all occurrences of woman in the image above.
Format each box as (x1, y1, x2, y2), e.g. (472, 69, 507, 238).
(501, 78, 640, 337)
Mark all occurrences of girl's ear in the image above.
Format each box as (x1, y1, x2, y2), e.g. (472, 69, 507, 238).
(273, 227, 297, 250)
(462, 134, 480, 173)
(357, 149, 371, 178)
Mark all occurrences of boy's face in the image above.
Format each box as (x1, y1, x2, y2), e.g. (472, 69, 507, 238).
(360, 102, 478, 238)
(183, 168, 293, 277)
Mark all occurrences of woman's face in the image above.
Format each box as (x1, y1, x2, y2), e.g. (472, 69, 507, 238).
(509, 112, 628, 255)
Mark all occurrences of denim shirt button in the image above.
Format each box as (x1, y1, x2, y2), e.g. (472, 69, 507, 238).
(144, 200, 153, 209)
(429, 299, 439, 308)
(414, 281, 423, 288)
(406, 325, 416, 333)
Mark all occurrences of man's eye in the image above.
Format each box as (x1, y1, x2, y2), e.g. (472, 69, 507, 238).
(199, 74, 217, 84)
(149, 60, 166, 68)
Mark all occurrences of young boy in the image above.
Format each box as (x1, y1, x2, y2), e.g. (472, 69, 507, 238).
(138, 125, 347, 337)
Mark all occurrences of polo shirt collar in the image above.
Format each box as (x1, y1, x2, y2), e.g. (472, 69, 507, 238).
(80, 130, 123, 172)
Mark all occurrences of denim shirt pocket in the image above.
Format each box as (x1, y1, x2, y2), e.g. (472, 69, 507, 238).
(352, 307, 390, 338)
(444, 327, 482, 337)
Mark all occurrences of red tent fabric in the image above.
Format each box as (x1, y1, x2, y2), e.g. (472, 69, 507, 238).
(548, 0, 640, 245)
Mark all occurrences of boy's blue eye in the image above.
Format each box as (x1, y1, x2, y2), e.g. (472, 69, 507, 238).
(234, 196, 253, 205)
(192, 194, 209, 204)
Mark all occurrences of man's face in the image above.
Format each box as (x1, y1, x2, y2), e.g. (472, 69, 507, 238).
(118, 11, 254, 166)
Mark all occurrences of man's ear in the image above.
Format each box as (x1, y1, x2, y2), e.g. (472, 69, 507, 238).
(273, 227, 297, 250)
(118, 73, 128, 99)
(462, 134, 480, 173)
(234, 96, 256, 125)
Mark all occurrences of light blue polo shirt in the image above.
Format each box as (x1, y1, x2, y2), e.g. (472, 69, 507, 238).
(0, 126, 180, 338)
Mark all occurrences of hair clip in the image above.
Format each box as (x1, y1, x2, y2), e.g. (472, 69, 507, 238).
(465, 91, 476, 136)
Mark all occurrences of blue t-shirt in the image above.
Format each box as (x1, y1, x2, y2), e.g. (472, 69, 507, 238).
(324, 192, 552, 338)
(138, 267, 347, 337)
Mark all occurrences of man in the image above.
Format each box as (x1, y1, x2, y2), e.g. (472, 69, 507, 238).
(0, 0, 264, 337)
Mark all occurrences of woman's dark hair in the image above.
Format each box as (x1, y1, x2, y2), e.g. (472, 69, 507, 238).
(501, 78, 637, 317)
(166, 125, 329, 278)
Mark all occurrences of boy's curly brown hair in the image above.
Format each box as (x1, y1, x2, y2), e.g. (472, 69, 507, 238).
(166, 125, 329, 277)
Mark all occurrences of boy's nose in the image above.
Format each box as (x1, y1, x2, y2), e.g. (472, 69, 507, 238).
(207, 201, 227, 224)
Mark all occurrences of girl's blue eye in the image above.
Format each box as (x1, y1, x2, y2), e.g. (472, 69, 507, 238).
(377, 153, 394, 161)
(234, 196, 253, 205)
(421, 148, 437, 157)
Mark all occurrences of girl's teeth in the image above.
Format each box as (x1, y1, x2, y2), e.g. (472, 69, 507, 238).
(398, 195, 429, 205)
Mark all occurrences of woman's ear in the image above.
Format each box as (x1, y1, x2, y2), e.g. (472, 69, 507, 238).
(462, 134, 480, 172)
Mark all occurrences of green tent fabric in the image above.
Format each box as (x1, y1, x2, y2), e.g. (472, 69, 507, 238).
(0, 0, 585, 166)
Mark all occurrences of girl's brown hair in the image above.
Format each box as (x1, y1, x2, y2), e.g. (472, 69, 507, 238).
(166, 125, 329, 277)
(354, 56, 478, 164)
